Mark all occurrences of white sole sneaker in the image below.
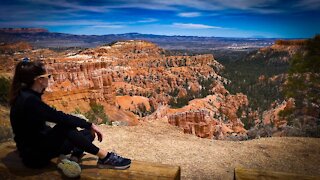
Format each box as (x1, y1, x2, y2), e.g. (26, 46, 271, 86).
(97, 163, 131, 170)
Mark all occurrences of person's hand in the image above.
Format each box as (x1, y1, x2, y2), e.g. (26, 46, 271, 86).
(91, 123, 103, 142)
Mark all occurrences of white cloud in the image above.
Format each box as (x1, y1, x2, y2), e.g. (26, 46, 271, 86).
(17, 0, 313, 16)
(214, 0, 278, 10)
(0, 20, 124, 27)
(137, 18, 158, 23)
(25, 0, 280, 13)
(26, 0, 109, 12)
(92, 25, 125, 28)
(294, 0, 320, 10)
(172, 23, 222, 29)
(109, 0, 279, 13)
(178, 12, 202, 17)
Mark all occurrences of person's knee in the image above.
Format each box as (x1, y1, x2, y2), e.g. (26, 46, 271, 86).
(66, 128, 80, 138)
(76, 129, 95, 142)
(67, 129, 95, 142)
(83, 129, 95, 142)
(53, 124, 77, 135)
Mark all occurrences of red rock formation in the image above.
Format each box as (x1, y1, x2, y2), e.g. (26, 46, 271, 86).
(259, 42, 305, 62)
(168, 110, 217, 138)
(165, 89, 249, 140)
(262, 98, 295, 128)
(0, 42, 32, 52)
(34, 40, 223, 125)
(1, 40, 249, 138)
(275, 39, 307, 46)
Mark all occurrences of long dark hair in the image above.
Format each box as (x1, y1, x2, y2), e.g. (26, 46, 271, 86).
(9, 60, 46, 106)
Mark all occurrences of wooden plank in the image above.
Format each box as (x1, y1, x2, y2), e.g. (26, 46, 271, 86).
(0, 142, 181, 180)
(235, 167, 320, 180)
(79, 157, 181, 180)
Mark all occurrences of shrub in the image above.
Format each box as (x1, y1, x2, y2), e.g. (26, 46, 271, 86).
(0, 125, 13, 143)
(247, 124, 273, 139)
(0, 76, 10, 106)
(85, 102, 110, 125)
(0, 106, 13, 142)
(72, 107, 82, 115)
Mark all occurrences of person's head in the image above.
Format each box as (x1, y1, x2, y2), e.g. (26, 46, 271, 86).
(9, 59, 51, 106)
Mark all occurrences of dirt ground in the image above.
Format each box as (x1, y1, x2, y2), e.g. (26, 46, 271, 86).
(94, 118, 320, 180)
(1, 117, 319, 179)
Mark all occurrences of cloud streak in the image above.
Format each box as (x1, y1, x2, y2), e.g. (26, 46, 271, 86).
(74, 0, 320, 13)
(0, 0, 319, 38)
(172, 23, 223, 29)
(136, 18, 158, 23)
(18, 0, 320, 14)
(178, 12, 202, 17)
(92, 25, 125, 28)
(26, 0, 109, 12)
(0, 20, 124, 27)
(294, 0, 320, 10)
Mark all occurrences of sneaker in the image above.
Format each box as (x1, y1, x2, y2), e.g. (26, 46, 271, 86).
(97, 152, 131, 169)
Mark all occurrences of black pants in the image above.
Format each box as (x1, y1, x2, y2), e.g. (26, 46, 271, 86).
(22, 124, 100, 168)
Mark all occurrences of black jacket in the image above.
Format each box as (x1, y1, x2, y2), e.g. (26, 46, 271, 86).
(10, 89, 92, 156)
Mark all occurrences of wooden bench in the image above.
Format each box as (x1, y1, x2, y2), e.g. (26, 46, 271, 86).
(235, 167, 319, 180)
(0, 142, 180, 179)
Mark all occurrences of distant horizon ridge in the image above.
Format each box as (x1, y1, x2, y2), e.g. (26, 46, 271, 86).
(0, 27, 311, 39)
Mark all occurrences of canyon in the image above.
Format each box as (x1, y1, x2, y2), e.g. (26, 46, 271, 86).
(0, 40, 250, 139)
(1, 36, 318, 140)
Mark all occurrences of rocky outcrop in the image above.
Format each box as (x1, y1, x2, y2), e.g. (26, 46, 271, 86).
(250, 40, 305, 64)
(259, 97, 319, 137)
(164, 88, 249, 140)
(40, 40, 226, 125)
(262, 98, 295, 128)
(169, 110, 217, 138)
(0, 42, 32, 53)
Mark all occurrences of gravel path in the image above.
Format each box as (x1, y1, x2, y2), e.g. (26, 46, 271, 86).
(93, 119, 320, 179)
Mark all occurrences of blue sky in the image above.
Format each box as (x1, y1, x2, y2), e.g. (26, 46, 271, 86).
(0, 0, 319, 38)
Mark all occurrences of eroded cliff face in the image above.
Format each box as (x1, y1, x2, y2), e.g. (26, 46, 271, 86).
(166, 91, 248, 140)
(243, 39, 319, 138)
(1, 40, 250, 139)
(262, 98, 294, 128)
(43, 40, 225, 115)
(245, 39, 306, 67)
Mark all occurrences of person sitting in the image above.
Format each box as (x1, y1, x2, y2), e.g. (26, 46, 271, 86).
(9, 59, 131, 169)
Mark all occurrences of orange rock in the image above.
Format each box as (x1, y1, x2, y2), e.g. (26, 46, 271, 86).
(262, 98, 295, 128)
(177, 88, 187, 98)
(1, 40, 248, 134)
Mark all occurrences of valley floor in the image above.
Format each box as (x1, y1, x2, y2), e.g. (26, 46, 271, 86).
(96, 119, 320, 179)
